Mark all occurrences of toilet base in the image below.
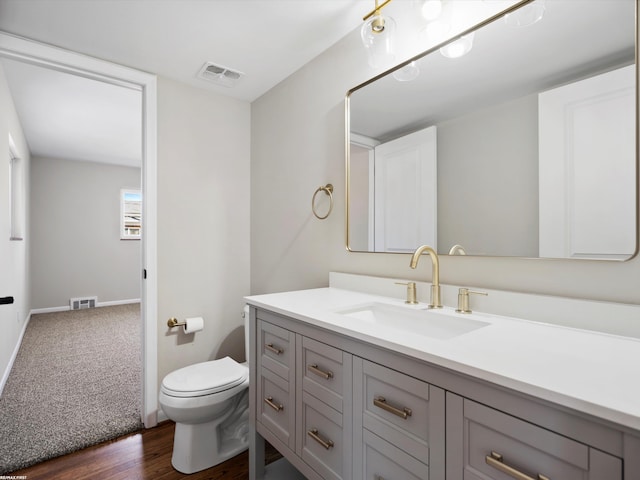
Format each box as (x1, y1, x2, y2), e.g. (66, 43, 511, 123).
(170, 390, 249, 474)
(171, 423, 249, 474)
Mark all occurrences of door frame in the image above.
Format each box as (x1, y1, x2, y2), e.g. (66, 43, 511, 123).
(0, 31, 159, 427)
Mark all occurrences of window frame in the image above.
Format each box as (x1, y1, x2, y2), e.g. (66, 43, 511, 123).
(9, 134, 24, 241)
(120, 188, 142, 240)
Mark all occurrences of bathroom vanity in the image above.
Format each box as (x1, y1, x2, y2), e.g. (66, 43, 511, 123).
(246, 274, 640, 480)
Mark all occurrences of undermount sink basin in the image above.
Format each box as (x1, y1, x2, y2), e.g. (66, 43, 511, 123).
(337, 303, 489, 340)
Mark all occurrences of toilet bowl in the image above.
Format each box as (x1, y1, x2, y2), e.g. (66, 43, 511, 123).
(159, 308, 251, 474)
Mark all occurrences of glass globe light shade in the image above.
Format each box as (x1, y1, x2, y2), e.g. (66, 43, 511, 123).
(422, 17, 451, 45)
(361, 13, 397, 68)
(421, 0, 443, 21)
(440, 32, 474, 59)
(504, 0, 545, 27)
(393, 61, 420, 82)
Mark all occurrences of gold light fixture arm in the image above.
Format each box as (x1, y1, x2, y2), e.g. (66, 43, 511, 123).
(363, 0, 393, 21)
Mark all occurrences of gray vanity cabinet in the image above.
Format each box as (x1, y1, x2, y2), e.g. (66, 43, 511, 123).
(445, 393, 622, 480)
(296, 335, 353, 480)
(255, 314, 354, 480)
(256, 319, 296, 450)
(353, 358, 445, 480)
(249, 306, 638, 480)
(252, 308, 445, 480)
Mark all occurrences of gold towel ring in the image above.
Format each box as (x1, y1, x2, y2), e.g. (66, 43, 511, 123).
(312, 184, 334, 220)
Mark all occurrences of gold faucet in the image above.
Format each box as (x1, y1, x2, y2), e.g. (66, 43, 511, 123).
(409, 245, 442, 309)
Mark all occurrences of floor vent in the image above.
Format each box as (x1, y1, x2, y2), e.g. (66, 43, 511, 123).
(70, 296, 97, 310)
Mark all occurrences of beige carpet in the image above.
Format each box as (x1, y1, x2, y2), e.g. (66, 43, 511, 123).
(0, 304, 143, 474)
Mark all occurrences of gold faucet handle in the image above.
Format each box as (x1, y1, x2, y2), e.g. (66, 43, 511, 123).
(395, 282, 418, 305)
(455, 288, 488, 314)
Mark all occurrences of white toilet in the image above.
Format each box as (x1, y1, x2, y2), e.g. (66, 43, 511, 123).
(159, 308, 251, 474)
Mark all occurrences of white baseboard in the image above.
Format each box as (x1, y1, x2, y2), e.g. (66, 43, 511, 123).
(30, 305, 69, 314)
(0, 311, 32, 397)
(98, 298, 140, 308)
(31, 298, 141, 315)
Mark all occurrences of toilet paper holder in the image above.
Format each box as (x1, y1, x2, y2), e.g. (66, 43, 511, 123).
(167, 317, 186, 328)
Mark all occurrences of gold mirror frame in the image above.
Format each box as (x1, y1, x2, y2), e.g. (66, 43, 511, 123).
(346, 0, 639, 260)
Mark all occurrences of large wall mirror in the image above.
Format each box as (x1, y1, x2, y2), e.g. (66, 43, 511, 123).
(346, 0, 637, 260)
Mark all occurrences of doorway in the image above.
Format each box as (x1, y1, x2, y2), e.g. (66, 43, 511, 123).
(0, 32, 158, 428)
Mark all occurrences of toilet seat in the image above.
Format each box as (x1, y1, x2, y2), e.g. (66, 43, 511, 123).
(161, 356, 247, 398)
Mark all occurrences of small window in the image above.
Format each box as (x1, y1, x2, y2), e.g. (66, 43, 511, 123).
(9, 135, 24, 241)
(120, 189, 141, 240)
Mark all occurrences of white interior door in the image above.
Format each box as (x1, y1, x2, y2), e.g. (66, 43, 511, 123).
(374, 126, 437, 253)
(539, 64, 635, 260)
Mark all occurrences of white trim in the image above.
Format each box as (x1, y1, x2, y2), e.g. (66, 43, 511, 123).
(120, 188, 142, 240)
(141, 73, 158, 429)
(8, 133, 24, 240)
(0, 31, 159, 428)
(0, 311, 31, 397)
(30, 298, 142, 315)
(98, 298, 141, 307)
(30, 306, 70, 314)
(350, 132, 380, 149)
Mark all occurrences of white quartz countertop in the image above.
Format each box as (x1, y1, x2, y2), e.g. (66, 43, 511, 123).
(245, 287, 640, 432)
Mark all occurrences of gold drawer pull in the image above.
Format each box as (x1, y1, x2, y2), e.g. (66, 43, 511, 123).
(265, 343, 283, 355)
(485, 451, 550, 480)
(307, 428, 334, 450)
(373, 396, 412, 419)
(308, 363, 333, 380)
(264, 396, 283, 412)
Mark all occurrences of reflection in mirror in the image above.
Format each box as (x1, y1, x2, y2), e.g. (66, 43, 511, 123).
(347, 0, 637, 260)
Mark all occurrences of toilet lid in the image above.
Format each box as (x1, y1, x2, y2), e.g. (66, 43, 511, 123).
(161, 356, 248, 397)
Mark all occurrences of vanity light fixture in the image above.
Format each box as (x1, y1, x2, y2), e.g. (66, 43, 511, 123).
(420, 0, 443, 21)
(504, 0, 545, 27)
(393, 61, 420, 82)
(440, 32, 475, 59)
(361, 0, 397, 68)
(419, 0, 473, 59)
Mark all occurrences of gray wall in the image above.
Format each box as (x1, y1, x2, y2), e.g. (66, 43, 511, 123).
(438, 94, 539, 257)
(157, 77, 251, 385)
(251, 24, 640, 305)
(30, 156, 141, 309)
(348, 144, 370, 251)
(0, 61, 30, 388)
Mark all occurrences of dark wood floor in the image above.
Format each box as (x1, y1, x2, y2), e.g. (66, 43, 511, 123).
(11, 421, 280, 479)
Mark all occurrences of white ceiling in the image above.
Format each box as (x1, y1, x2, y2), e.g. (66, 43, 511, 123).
(0, 0, 365, 102)
(0, 0, 366, 166)
(2, 58, 143, 166)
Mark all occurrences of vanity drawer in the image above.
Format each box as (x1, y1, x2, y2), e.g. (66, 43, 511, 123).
(299, 391, 348, 480)
(363, 429, 429, 480)
(258, 320, 294, 380)
(361, 359, 434, 462)
(300, 336, 346, 413)
(257, 366, 295, 450)
(459, 398, 622, 480)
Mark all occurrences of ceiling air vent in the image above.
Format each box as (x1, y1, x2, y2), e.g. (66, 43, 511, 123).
(197, 62, 244, 88)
